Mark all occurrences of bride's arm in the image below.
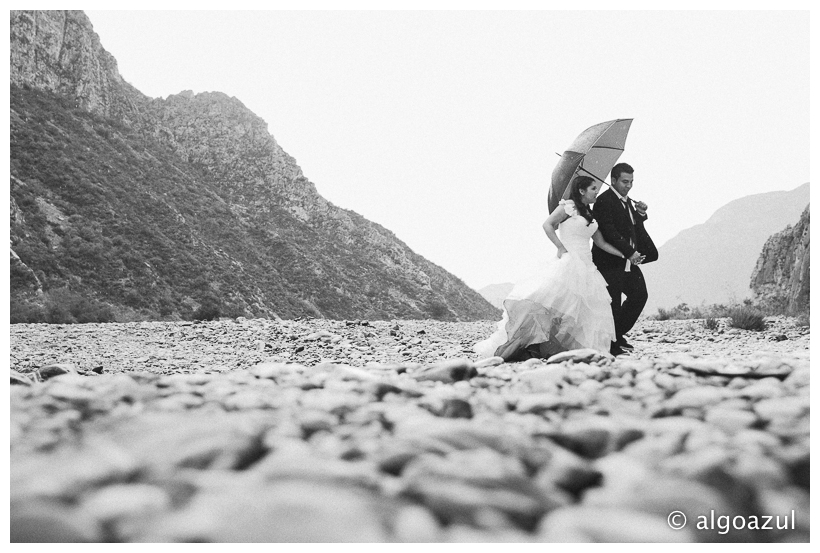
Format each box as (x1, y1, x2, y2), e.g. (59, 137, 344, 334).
(542, 206, 570, 258)
(592, 230, 625, 258)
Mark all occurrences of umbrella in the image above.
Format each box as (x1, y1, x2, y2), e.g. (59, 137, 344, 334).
(548, 118, 633, 213)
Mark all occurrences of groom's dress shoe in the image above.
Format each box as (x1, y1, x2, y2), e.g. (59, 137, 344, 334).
(617, 339, 635, 350)
(610, 345, 627, 357)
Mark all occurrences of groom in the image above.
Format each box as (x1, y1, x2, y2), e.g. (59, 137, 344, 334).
(592, 163, 658, 356)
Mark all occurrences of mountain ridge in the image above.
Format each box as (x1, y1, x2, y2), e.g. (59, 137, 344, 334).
(476, 184, 810, 312)
(9, 10, 499, 322)
(641, 182, 809, 311)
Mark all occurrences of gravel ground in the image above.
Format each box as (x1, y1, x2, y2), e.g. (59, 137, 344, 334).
(10, 316, 810, 542)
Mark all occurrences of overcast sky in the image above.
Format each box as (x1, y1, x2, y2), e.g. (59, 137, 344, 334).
(85, 8, 810, 290)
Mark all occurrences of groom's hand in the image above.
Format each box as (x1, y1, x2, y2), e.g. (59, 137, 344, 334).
(634, 201, 648, 216)
(629, 252, 643, 264)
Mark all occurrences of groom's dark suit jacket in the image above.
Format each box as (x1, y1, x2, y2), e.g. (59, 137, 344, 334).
(591, 188, 658, 271)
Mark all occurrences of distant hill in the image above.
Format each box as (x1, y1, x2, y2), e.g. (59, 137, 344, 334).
(9, 10, 498, 322)
(477, 283, 515, 309)
(641, 183, 810, 312)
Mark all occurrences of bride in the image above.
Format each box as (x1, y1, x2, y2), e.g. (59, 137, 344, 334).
(474, 175, 626, 361)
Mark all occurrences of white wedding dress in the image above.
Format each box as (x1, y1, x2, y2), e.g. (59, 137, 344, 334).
(474, 199, 616, 360)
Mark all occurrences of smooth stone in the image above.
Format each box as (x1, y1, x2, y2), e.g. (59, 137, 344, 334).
(730, 453, 789, 488)
(659, 445, 731, 478)
(11, 500, 100, 543)
(403, 476, 556, 530)
(475, 356, 505, 368)
(670, 356, 727, 374)
(582, 473, 741, 541)
(653, 372, 696, 392)
(645, 417, 709, 436)
(439, 398, 474, 419)
(141, 481, 389, 542)
(515, 393, 564, 413)
(87, 412, 269, 472)
(11, 439, 140, 501)
(250, 361, 301, 379)
(444, 525, 533, 542)
(748, 356, 794, 377)
(534, 444, 602, 495)
(667, 386, 732, 409)
(38, 363, 77, 380)
(620, 434, 685, 464)
(80, 483, 171, 523)
(704, 408, 757, 433)
(519, 365, 567, 390)
(44, 382, 97, 403)
(548, 416, 644, 459)
(392, 504, 442, 542)
(221, 390, 275, 410)
(411, 358, 477, 383)
(577, 379, 603, 394)
(537, 506, 694, 543)
(753, 397, 808, 421)
(783, 366, 809, 388)
(546, 349, 610, 365)
(152, 393, 206, 411)
(251, 451, 380, 489)
(11, 369, 34, 385)
(738, 379, 785, 400)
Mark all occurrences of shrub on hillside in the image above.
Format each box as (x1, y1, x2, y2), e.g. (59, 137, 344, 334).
(40, 287, 115, 324)
(702, 317, 719, 330)
(10, 297, 46, 323)
(427, 301, 451, 321)
(193, 302, 221, 321)
(727, 305, 766, 331)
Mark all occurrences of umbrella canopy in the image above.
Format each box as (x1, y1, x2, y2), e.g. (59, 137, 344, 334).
(548, 119, 633, 213)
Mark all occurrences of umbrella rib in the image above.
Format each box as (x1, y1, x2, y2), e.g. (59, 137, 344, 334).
(576, 166, 608, 184)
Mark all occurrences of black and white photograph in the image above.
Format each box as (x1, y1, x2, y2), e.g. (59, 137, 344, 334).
(8, 4, 811, 544)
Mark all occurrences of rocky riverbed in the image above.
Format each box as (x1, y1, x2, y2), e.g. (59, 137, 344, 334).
(10, 316, 810, 542)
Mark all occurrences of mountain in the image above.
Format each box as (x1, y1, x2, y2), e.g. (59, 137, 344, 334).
(640, 183, 810, 312)
(750, 205, 810, 313)
(477, 283, 515, 309)
(9, 10, 499, 322)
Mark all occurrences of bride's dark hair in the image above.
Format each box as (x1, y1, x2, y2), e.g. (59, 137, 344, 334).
(569, 175, 596, 226)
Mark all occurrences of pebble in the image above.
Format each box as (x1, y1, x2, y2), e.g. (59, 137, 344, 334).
(11, 369, 34, 385)
(38, 363, 78, 380)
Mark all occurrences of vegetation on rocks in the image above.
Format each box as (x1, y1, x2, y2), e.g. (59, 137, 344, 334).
(10, 9, 499, 324)
(9, 84, 497, 323)
(653, 299, 800, 333)
(726, 305, 766, 332)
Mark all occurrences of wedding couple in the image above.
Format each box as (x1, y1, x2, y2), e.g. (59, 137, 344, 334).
(475, 163, 657, 360)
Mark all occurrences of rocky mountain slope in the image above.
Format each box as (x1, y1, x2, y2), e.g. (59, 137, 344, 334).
(640, 183, 809, 312)
(9, 10, 498, 321)
(750, 205, 810, 313)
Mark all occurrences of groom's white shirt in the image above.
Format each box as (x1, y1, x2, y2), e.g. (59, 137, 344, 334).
(611, 188, 635, 225)
(610, 187, 635, 272)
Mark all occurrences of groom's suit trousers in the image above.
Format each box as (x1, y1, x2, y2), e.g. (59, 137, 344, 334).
(598, 265, 648, 341)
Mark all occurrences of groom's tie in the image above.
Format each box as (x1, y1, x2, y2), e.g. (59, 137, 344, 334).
(621, 197, 636, 272)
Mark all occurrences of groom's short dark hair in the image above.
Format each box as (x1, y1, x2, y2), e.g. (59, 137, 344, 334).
(611, 163, 634, 180)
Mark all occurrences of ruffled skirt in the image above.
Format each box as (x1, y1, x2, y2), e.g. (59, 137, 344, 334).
(474, 251, 616, 360)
